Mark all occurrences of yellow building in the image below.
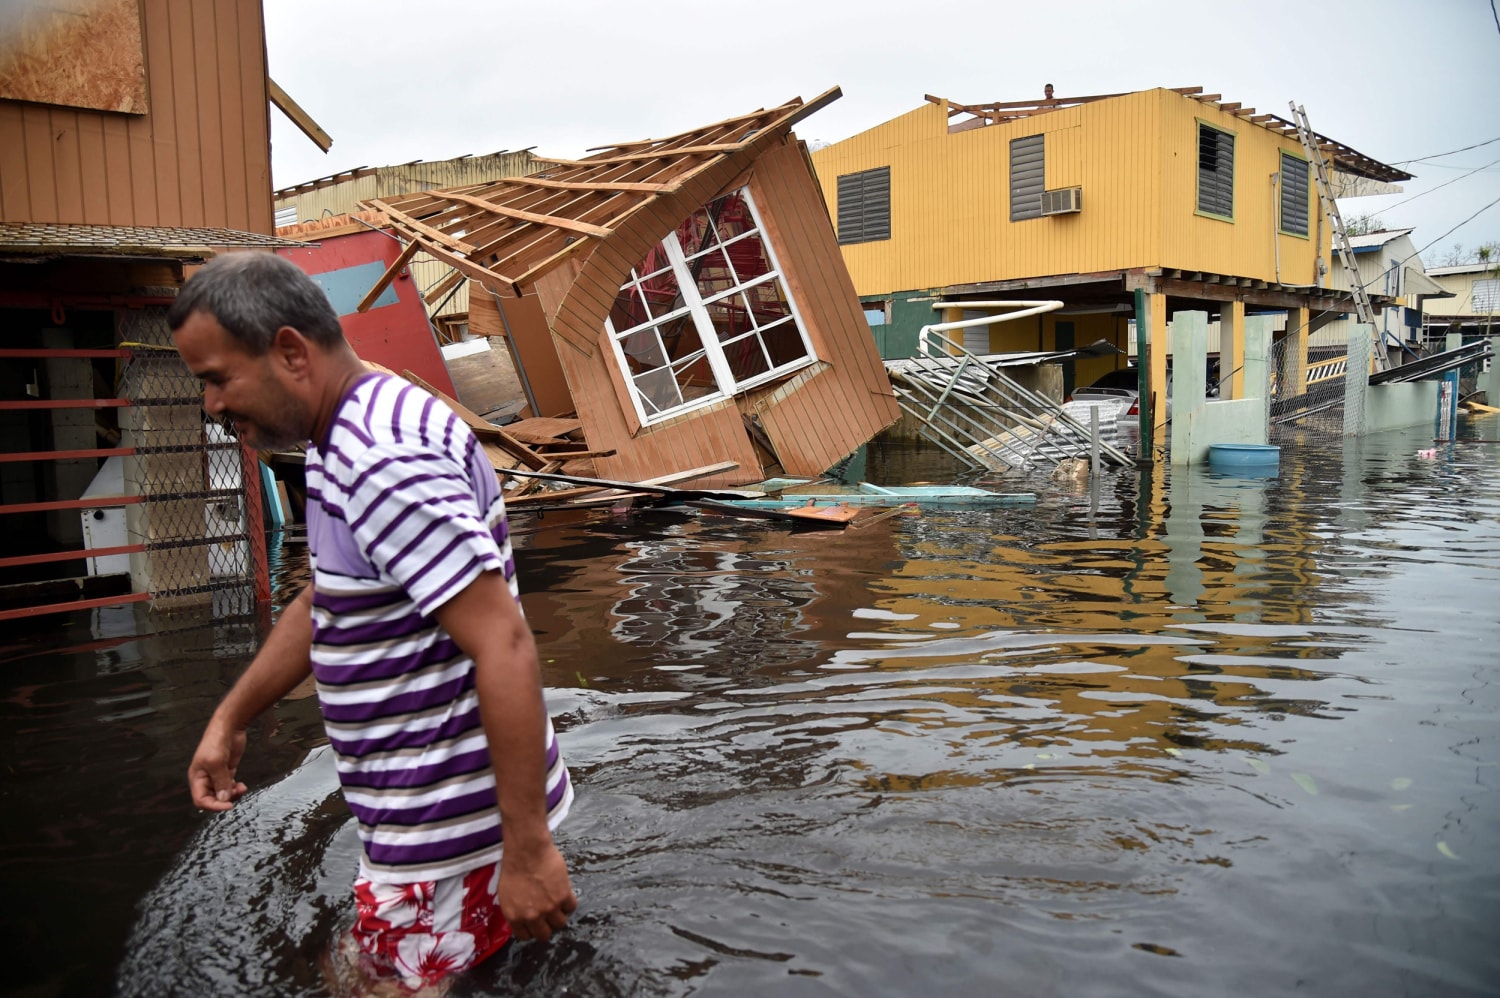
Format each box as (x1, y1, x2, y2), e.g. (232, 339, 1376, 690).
(811, 87, 1410, 426)
(1424, 261, 1500, 338)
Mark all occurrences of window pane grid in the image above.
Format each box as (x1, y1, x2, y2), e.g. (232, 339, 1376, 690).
(604, 186, 816, 426)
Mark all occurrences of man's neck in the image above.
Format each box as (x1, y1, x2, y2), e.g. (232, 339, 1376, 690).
(309, 349, 372, 447)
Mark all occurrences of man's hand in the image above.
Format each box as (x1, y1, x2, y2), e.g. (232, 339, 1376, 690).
(187, 716, 248, 811)
(185, 586, 315, 814)
(497, 839, 577, 943)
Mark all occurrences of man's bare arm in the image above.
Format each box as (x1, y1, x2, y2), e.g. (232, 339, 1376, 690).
(434, 570, 576, 942)
(187, 585, 316, 811)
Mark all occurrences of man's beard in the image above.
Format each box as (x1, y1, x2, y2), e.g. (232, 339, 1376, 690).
(224, 412, 306, 451)
(224, 380, 311, 451)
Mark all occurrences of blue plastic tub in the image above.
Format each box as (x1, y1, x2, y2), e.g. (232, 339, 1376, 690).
(1208, 443, 1280, 472)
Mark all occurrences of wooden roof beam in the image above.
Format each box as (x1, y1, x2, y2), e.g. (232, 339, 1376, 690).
(366, 200, 478, 255)
(502, 176, 680, 195)
(585, 102, 778, 154)
(356, 237, 421, 313)
(267, 77, 333, 153)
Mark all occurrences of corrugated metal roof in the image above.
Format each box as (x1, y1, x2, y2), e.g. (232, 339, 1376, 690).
(1345, 228, 1414, 250)
(1428, 262, 1498, 276)
(0, 222, 308, 258)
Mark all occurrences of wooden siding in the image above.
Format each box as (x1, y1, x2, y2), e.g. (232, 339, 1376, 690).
(534, 137, 895, 487)
(744, 138, 900, 474)
(1156, 91, 1323, 285)
(811, 89, 1331, 296)
(0, 0, 272, 233)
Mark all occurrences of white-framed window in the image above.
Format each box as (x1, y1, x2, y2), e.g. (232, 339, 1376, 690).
(605, 187, 817, 426)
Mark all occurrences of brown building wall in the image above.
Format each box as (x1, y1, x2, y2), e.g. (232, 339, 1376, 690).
(744, 139, 900, 473)
(531, 137, 895, 486)
(0, 0, 272, 232)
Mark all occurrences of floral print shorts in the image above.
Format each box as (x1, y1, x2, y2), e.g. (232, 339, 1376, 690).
(343, 861, 511, 991)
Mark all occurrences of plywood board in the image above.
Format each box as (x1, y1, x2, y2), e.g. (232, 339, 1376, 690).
(0, 0, 148, 114)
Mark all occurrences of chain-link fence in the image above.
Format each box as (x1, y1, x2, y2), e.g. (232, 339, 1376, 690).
(1269, 325, 1369, 439)
(117, 307, 263, 614)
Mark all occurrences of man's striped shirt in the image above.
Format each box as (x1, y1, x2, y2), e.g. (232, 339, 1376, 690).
(304, 372, 571, 884)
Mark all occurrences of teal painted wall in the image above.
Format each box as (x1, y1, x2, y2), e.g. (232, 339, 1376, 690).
(863, 292, 944, 360)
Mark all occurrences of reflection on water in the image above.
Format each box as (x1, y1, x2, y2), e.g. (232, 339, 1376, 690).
(2, 426, 1498, 996)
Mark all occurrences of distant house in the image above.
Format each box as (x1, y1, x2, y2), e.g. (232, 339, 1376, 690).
(810, 86, 1410, 426)
(1423, 262, 1500, 339)
(1319, 228, 1451, 354)
(375, 90, 900, 487)
(273, 151, 568, 340)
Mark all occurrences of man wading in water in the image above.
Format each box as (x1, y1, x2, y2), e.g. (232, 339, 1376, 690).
(176, 252, 575, 994)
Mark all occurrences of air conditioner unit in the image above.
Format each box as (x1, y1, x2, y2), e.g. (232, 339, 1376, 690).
(1041, 187, 1082, 215)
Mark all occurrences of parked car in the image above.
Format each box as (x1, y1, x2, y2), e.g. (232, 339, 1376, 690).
(1065, 366, 1220, 454)
(1064, 369, 1145, 453)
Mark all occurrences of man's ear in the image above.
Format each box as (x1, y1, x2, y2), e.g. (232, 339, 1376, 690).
(269, 325, 313, 377)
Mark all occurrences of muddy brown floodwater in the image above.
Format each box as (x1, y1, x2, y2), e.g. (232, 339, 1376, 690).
(3, 425, 1498, 997)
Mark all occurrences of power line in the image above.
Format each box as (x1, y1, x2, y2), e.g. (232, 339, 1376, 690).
(1399, 193, 1500, 267)
(1376, 153, 1500, 212)
(1391, 135, 1500, 166)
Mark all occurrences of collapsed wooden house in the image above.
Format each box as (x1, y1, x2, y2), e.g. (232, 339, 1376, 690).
(363, 89, 900, 488)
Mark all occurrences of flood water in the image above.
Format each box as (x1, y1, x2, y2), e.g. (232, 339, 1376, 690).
(3, 423, 1498, 997)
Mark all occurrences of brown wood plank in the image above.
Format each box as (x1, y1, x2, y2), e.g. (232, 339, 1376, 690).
(77, 116, 110, 221)
(214, 0, 250, 230)
(17, 106, 56, 220)
(505, 176, 678, 195)
(0, 105, 32, 220)
(99, 111, 135, 224)
(436, 190, 612, 237)
(50, 110, 86, 221)
(368, 200, 480, 255)
(168, 0, 204, 225)
(357, 237, 421, 312)
(503, 417, 584, 442)
(138, 0, 180, 225)
(192, 0, 227, 226)
(267, 77, 332, 152)
(234, 0, 272, 231)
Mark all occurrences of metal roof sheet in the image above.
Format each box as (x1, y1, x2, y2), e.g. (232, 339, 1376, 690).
(1345, 228, 1414, 250)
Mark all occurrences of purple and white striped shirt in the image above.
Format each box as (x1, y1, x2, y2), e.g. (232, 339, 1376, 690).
(304, 373, 571, 884)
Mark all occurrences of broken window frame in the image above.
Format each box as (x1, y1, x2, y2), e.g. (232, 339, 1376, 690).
(604, 186, 818, 428)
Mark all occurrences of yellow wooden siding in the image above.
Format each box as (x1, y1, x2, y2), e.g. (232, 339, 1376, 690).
(1156, 92, 1324, 285)
(812, 88, 1337, 295)
(274, 151, 563, 220)
(812, 94, 1168, 294)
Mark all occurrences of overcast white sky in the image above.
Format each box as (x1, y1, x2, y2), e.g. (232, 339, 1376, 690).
(264, 0, 1500, 266)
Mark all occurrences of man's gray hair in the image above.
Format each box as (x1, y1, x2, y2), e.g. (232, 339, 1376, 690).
(168, 252, 344, 353)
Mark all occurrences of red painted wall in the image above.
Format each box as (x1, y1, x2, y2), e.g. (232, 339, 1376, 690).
(277, 229, 456, 396)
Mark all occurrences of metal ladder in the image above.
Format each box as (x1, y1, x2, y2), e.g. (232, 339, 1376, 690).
(1289, 102, 1388, 372)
